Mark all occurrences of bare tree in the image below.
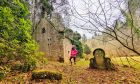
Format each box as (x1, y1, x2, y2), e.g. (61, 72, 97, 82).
(68, 0, 140, 55)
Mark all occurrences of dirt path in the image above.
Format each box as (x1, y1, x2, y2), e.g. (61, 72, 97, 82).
(1, 62, 140, 84)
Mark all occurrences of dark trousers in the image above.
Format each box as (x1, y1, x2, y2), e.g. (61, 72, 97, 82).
(70, 57, 76, 64)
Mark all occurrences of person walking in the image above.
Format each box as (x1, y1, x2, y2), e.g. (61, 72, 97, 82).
(70, 45, 78, 65)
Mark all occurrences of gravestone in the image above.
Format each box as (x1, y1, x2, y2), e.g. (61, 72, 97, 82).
(89, 48, 115, 70)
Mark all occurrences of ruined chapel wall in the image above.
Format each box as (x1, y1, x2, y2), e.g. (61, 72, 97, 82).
(34, 18, 64, 61)
(63, 38, 72, 63)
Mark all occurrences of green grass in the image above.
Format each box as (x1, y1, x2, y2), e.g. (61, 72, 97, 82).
(111, 56, 140, 69)
(76, 56, 140, 69)
(76, 59, 90, 67)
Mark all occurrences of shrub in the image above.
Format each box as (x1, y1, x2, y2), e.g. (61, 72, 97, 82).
(11, 64, 22, 71)
(21, 63, 31, 73)
(11, 63, 34, 72)
(83, 44, 91, 55)
(32, 70, 62, 80)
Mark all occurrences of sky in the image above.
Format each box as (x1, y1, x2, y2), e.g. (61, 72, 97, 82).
(67, 0, 126, 38)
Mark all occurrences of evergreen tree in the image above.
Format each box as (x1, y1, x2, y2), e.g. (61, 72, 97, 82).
(71, 32, 83, 58)
(83, 44, 91, 55)
(82, 34, 87, 43)
(73, 31, 81, 40)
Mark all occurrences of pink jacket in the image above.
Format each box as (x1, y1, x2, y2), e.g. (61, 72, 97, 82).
(70, 49, 78, 57)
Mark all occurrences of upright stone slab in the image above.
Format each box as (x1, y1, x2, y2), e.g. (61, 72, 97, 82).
(94, 48, 105, 69)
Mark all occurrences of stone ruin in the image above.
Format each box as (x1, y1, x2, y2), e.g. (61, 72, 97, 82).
(33, 18, 72, 63)
(89, 48, 115, 70)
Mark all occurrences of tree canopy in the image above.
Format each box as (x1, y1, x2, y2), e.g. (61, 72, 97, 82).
(0, 0, 39, 68)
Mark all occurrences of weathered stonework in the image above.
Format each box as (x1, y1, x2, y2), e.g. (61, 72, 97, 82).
(33, 18, 72, 62)
(63, 38, 72, 62)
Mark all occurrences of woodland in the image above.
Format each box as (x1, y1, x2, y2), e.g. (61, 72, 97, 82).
(0, 0, 140, 83)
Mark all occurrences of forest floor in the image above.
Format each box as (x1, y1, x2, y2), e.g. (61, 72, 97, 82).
(1, 60, 140, 84)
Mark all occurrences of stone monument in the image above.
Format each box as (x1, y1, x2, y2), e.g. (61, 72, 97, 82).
(90, 48, 115, 70)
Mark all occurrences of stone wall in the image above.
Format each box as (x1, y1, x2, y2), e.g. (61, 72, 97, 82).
(33, 18, 72, 62)
(34, 18, 63, 61)
(63, 38, 72, 63)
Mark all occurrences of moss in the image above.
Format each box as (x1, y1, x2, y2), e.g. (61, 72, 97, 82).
(11, 64, 22, 71)
(32, 70, 62, 80)
(89, 58, 97, 69)
(105, 58, 115, 70)
(0, 71, 5, 81)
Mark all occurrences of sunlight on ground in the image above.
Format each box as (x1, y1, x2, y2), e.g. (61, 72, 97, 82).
(112, 56, 140, 69)
(76, 59, 90, 67)
(77, 56, 140, 69)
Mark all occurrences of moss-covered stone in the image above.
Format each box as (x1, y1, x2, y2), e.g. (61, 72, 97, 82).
(90, 48, 115, 70)
(89, 58, 97, 69)
(104, 58, 115, 70)
(32, 70, 62, 80)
